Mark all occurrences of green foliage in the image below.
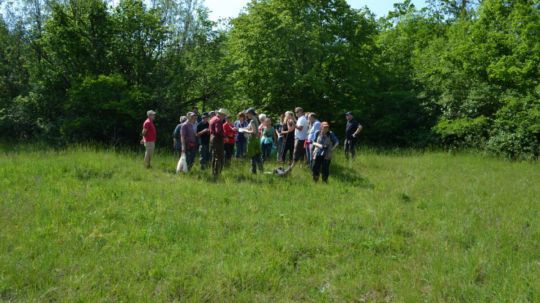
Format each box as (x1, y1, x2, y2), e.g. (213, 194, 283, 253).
(227, 0, 377, 122)
(0, 0, 539, 158)
(487, 94, 540, 159)
(434, 116, 489, 148)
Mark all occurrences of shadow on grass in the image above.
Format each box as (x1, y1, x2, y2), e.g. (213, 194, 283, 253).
(330, 162, 374, 189)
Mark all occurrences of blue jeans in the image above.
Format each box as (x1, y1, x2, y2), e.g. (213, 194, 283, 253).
(199, 144, 210, 169)
(236, 140, 246, 158)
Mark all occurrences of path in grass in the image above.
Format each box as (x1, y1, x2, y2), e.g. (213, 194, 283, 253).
(0, 147, 539, 302)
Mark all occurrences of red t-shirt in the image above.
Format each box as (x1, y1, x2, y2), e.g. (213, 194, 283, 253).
(209, 116, 224, 138)
(223, 122, 236, 145)
(143, 118, 157, 142)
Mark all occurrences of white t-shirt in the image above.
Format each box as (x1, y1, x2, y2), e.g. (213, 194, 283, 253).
(295, 115, 309, 140)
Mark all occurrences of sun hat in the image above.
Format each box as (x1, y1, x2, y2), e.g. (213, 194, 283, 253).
(147, 110, 157, 116)
(217, 108, 230, 116)
(345, 111, 353, 116)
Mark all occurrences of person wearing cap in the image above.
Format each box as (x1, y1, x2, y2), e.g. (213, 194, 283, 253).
(209, 109, 228, 177)
(181, 112, 198, 170)
(196, 112, 211, 170)
(234, 112, 248, 158)
(312, 122, 339, 183)
(242, 108, 264, 174)
(345, 112, 363, 160)
(141, 110, 157, 168)
(223, 115, 236, 165)
(173, 115, 188, 157)
(294, 107, 309, 164)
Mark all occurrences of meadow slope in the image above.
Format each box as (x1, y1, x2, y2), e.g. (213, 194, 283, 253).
(0, 147, 539, 302)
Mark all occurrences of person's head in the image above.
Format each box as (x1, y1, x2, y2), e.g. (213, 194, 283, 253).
(265, 118, 272, 126)
(345, 112, 354, 121)
(238, 112, 246, 121)
(245, 108, 257, 120)
(179, 115, 187, 123)
(187, 112, 197, 123)
(280, 113, 285, 122)
(209, 111, 216, 118)
(217, 108, 229, 119)
(192, 107, 199, 114)
(147, 110, 157, 121)
(202, 112, 209, 122)
(259, 114, 267, 124)
(308, 113, 317, 124)
(295, 107, 304, 118)
(285, 111, 294, 120)
(321, 121, 330, 134)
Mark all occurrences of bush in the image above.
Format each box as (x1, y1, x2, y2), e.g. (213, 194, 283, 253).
(487, 95, 540, 160)
(433, 116, 490, 149)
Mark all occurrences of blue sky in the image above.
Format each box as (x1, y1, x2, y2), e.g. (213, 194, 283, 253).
(205, 0, 428, 21)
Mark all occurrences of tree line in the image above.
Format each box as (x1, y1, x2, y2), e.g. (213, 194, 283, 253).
(0, 0, 538, 159)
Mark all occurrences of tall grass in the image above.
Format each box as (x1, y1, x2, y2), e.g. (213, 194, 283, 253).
(0, 146, 538, 302)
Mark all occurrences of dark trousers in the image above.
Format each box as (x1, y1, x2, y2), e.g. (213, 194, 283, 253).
(224, 143, 235, 165)
(276, 137, 284, 161)
(312, 155, 331, 182)
(199, 144, 210, 169)
(210, 135, 224, 176)
(281, 142, 294, 163)
(185, 148, 197, 170)
(261, 142, 273, 162)
(236, 140, 246, 158)
(345, 139, 357, 159)
(294, 139, 306, 162)
(251, 154, 263, 174)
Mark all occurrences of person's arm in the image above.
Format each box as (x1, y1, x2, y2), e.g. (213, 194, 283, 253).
(331, 133, 339, 150)
(353, 124, 363, 138)
(181, 126, 186, 154)
(140, 124, 148, 144)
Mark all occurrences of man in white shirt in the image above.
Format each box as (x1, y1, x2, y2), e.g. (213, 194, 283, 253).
(294, 107, 309, 163)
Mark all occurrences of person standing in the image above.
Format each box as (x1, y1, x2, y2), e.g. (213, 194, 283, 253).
(210, 109, 228, 177)
(293, 107, 309, 164)
(280, 111, 296, 164)
(223, 116, 236, 165)
(306, 113, 321, 169)
(234, 112, 248, 158)
(260, 117, 275, 162)
(344, 112, 363, 160)
(243, 108, 264, 174)
(141, 110, 157, 168)
(275, 113, 284, 161)
(172, 115, 187, 157)
(197, 113, 211, 170)
(312, 122, 339, 183)
(181, 112, 198, 171)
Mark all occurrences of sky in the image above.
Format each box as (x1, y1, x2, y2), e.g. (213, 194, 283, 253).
(205, 0, 428, 21)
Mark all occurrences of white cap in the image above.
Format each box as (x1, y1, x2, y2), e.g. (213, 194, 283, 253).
(147, 110, 157, 116)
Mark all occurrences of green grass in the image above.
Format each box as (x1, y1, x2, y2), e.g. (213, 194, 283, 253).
(0, 146, 539, 302)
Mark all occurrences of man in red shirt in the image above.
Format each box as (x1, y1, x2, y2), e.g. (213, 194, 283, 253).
(141, 110, 157, 168)
(209, 108, 228, 177)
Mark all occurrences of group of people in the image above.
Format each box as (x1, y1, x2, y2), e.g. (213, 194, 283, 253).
(141, 106, 363, 182)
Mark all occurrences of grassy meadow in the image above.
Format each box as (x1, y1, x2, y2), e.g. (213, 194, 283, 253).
(0, 146, 539, 302)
